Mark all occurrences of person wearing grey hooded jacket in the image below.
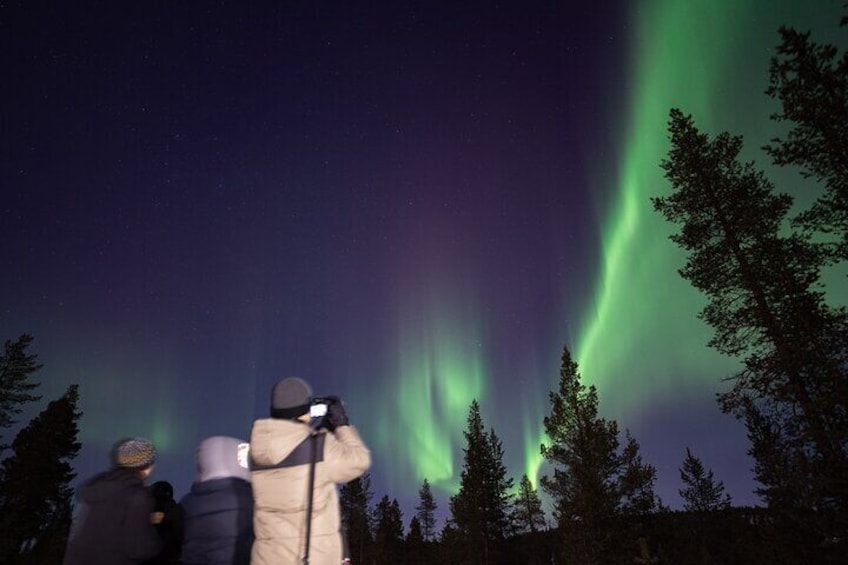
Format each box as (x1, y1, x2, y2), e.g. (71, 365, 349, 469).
(179, 436, 254, 565)
(249, 377, 371, 565)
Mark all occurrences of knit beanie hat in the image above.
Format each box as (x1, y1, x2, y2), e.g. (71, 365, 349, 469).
(112, 437, 157, 469)
(270, 377, 312, 419)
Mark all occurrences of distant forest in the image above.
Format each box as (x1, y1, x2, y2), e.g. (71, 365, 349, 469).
(1, 10, 847, 565)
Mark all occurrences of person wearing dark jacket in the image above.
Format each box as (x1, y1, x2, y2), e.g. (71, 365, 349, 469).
(143, 480, 184, 564)
(63, 437, 163, 565)
(180, 436, 254, 565)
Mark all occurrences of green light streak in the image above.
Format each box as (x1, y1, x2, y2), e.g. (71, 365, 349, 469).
(523, 412, 545, 490)
(524, 0, 829, 485)
(525, 0, 747, 485)
(575, 0, 754, 415)
(374, 278, 486, 495)
(569, 0, 847, 425)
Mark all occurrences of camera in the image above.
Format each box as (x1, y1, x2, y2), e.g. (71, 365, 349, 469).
(310, 397, 331, 419)
(309, 396, 338, 429)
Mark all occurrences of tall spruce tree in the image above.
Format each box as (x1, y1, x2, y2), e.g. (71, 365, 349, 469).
(339, 473, 374, 565)
(415, 478, 438, 542)
(540, 347, 622, 565)
(678, 448, 732, 512)
(373, 495, 404, 564)
(484, 427, 514, 538)
(0, 385, 81, 563)
(438, 521, 463, 564)
(742, 397, 818, 511)
(541, 346, 660, 564)
(765, 18, 848, 264)
(406, 516, 425, 565)
(512, 474, 546, 534)
(619, 431, 662, 516)
(449, 399, 513, 564)
(0, 335, 42, 443)
(653, 108, 848, 518)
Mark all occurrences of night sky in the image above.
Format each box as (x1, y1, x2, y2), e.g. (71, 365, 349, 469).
(3, 0, 846, 525)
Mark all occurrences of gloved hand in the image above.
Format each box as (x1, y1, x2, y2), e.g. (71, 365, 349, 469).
(325, 396, 349, 431)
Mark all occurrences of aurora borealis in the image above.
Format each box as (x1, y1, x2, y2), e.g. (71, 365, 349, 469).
(3, 0, 846, 524)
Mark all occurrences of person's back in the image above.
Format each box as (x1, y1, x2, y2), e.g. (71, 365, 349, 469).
(180, 436, 254, 565)
(249, 377, 371, 565)
(64, 438, 162, 565)
(143, 480, 184, 564)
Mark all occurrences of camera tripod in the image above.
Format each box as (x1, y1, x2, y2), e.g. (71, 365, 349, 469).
(303, 425, 351, 565)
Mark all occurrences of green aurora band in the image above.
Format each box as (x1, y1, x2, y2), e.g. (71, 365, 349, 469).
(575, 1, 749, 407)
(375, 246, 488, 494)
(526, 0, 847, 486)
(369, 0, 847, 499)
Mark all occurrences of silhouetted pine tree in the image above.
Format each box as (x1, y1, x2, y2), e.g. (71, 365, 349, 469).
(437, 520, 462, 564)
(510, 474, 548, 565)
(449, 399, 513, 564)
(765, 17, 848, 264)
(541, 346, 660, 564)
(619, 431, 662, 517)
(0, 384, 81, 563)
(742, 398, 818, 512)
(512, 474, 546, 534)
(484, 427, 514, 538)
(654, 109, 848, 529)
(415, 478, 438, 542)
(541, 347, 621, 564)
(406, 516, 425, 565)
(672, 447, 733, 564)
(679, 447, 732, 512)
(0, 335, 42, 451)
(373, 495, 404, 564)
(339, 473, 374, 565)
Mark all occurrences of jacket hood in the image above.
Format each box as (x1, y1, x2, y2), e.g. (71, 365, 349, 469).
(195, 435, 251, 483)
(249, 418, 312, 468)
(79, 468, 145, 503)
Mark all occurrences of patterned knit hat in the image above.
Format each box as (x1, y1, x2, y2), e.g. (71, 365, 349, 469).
(112, 437, 157, 469)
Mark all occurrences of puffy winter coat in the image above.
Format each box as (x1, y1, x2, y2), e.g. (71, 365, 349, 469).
(63, 468, 162, 565)
(249, 419, 370, 565)
(180, 436, 255, 565)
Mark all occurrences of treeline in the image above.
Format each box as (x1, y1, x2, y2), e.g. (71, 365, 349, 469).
(331, 348, 840, 564)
